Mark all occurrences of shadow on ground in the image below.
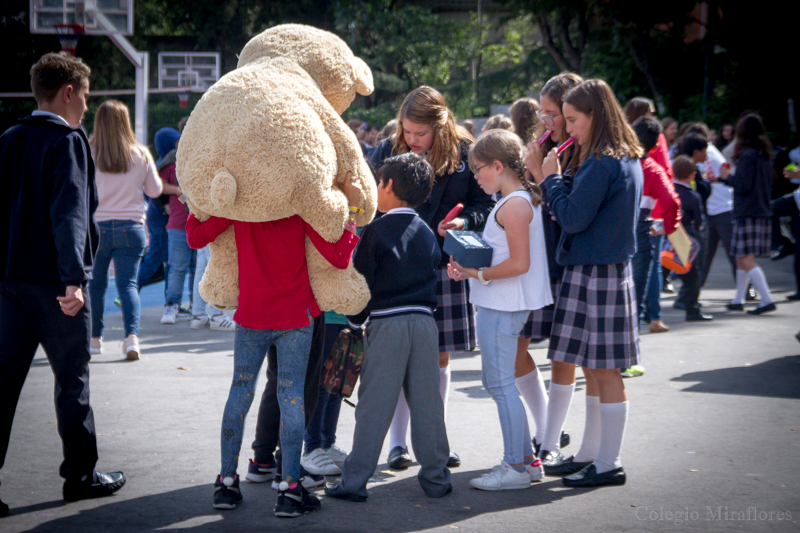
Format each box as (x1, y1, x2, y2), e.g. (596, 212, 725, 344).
(12, 470, 597, 532)
(671, 355, 800, 399)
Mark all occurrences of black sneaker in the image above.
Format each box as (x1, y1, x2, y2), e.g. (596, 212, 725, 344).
(271, 466, 324, 490)
(275, 483, 321, 517)
(212, 475, 243, 510)
(245, 458, 277, 483)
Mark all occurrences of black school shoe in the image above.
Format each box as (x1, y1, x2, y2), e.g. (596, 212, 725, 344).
(275, 482, 321, 517)
(212, 475, 243, 510)
(387, 446, 412, 470)
(324, 483, 368, 502)
(562, 464, 626, 487)
(747, 303, 776, 315)
(62, 471, 126, 502)
(543, 455, 592, 476)
(532, 432, 571, 457)
(686, 312, 713, 322)
(447, 452, 461, 468)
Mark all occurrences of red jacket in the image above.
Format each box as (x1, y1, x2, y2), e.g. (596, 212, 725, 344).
(642, 156, 681, 234)
(650, 133, 673, 180)
(186, 214, 358, 330)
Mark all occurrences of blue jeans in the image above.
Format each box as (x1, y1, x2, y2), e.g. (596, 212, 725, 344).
(304, 323, 345, 452)
(192, 246, 219, 317)
(643, 234, 664, 322)
(165, 229, 195, 307)
(137, 217, 168, 296)
(221, 323, 313, 483)
(89, 220, 146, 338)
(475, 306, 533, 465)
(631, 231, 654, 322)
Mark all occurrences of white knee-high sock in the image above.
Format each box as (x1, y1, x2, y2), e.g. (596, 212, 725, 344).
(387, 392, 410, 450)
(593, 401, 629, 473)
(747, 267, 774, 305)
(573, 395, 601, 462)
(731, 269, 748, 304)
(439, 365, 451, 419)
(541, 382, 575, 452)
(515, 368, 548, 443)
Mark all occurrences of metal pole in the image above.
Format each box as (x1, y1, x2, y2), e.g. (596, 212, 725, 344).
(134, 52, 149, 145)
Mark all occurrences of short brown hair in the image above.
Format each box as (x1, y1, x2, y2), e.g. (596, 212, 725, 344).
(672, 155, 696, 182)
(563, 79, 644, 165)
(483, 114, 514, 133)
(30, 52, 91, 104)
(394, 86, 473, 176)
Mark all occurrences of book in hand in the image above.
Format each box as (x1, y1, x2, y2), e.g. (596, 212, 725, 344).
(443, 230, 493, 268)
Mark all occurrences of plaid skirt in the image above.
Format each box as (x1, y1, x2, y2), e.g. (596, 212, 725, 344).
(548, 262, 640, 369)
(519, 278, 560, 341)
(435, 265, 476, 352)
(731, 217, 771, 257)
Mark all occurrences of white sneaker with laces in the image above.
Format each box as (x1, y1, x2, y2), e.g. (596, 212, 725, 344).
(210, 314, 236, 332)
(161, 304, 179, 324)
(469, 461, 531, 491)
(191, 316, 210, 329)
(90, 337, 103, 354)
(323, 445, 348, 468)
(123, 334, 140, 361)
(300, 448, 341, 476)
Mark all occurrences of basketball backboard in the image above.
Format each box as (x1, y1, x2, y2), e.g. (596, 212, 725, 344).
(30, 0, 134, 35)
(158, 52, 221, 91)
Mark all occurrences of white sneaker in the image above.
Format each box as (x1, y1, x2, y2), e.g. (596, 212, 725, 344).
(469, 461, 531, 491)
(300, 448, 341, 476)
(191, 316, 210, 329)
(123, 334, 140, 361)
(527, 458, 544, 482)
(210, 314, 236, 332)
(90, 337, 103, 354)
(161, 304, 179, 324)
(323, 445, 348, 468)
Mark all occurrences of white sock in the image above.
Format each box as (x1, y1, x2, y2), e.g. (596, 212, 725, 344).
(439, 366, 451, 419)
(747, 267, 774, 305)
(387, 392, 410, 450)
(573, 395, 601, 462)
(541, 382, 575, 452)
(731, 269, 748, 304)
(515, 368, 548, 443)
(593, 401, 629, 473)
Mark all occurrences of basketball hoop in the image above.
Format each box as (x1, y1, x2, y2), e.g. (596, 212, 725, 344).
(177, 87, 191, 109)
(54, 23, 85, 56)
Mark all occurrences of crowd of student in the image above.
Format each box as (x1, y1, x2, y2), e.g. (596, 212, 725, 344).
(1, 51, 797, 521)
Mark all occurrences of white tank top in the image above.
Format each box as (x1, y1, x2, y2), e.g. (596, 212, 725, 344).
(468, 190, 553, 312)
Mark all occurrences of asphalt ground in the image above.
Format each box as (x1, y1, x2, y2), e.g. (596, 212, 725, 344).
(1, 249, 799, 532)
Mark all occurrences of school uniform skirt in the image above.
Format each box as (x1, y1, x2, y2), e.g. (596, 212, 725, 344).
(519, 278, 560, 341)
(435, 265, 476, 352)
(731, 217, 771, 257)
(547, 262, 640, 370)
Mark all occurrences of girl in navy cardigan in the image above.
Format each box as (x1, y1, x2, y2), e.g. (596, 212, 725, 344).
(532, 79, 644, 488)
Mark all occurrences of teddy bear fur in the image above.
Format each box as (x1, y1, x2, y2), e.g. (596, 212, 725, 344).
(176, 24, 377, 315)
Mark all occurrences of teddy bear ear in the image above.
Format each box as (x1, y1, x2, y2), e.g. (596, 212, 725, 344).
(352, 57, 373, 96)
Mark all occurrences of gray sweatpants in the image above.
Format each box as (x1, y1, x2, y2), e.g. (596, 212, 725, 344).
(340, 313, 451, 498)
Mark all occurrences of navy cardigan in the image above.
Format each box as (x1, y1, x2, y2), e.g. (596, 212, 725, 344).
(542, 154, 642, 266)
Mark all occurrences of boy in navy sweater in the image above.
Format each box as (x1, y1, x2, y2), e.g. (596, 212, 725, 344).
(672, 156, 713, 322)
(325, 153, 452, 501)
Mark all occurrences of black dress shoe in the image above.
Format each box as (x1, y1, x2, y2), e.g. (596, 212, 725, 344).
(787, 292, 800, 301)
(544, 455, 591, 476)
(539, 449, 568, 475)
(686, 312, 713, 322)
(771, 247, 793, 261)
(63, 471, 126, 502)
(324, 483, 367, 502)
(562, 464, 626, 487)
(387, 446, 412, 470)
(726, 303, 744, 311)
(446, 451, 460, 468)
(747, 302, 776, 315)
(672, 300, 688, 310)
(532, 432, 570, 457)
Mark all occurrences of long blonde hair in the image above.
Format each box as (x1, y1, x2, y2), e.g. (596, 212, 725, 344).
(469, 129, 542, 207)
(90, 100, 143, 173)
(393, 86, 473, 176)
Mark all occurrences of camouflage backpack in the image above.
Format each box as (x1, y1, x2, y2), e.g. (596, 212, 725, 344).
(322, 327, 364, 398)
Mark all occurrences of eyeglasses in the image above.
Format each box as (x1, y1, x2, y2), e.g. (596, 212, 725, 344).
(536, 110, 561, 127)
(472, 163, 490, 174)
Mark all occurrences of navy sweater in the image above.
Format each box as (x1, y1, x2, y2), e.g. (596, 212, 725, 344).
(346, 209, 440, 326)
(674, 181, 705, 237)
(722, 148, 773, 219)
(542, 155, 642, 266)
(0, 115, 98, 285)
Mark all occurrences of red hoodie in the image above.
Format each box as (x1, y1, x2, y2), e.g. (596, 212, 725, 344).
(642, 156, 681, 234)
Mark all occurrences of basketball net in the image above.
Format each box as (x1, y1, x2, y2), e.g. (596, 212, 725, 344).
(177, 87, 191, 109)
(54, 24, 85, 56)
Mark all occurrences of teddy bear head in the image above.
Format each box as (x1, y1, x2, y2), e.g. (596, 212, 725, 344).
(237, 23, 373, 114)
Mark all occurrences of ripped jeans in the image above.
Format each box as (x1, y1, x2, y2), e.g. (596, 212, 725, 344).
(220, 322, 313, 483)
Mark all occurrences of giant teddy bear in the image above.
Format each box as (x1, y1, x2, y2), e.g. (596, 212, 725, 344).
(176, 24, 377, 315)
